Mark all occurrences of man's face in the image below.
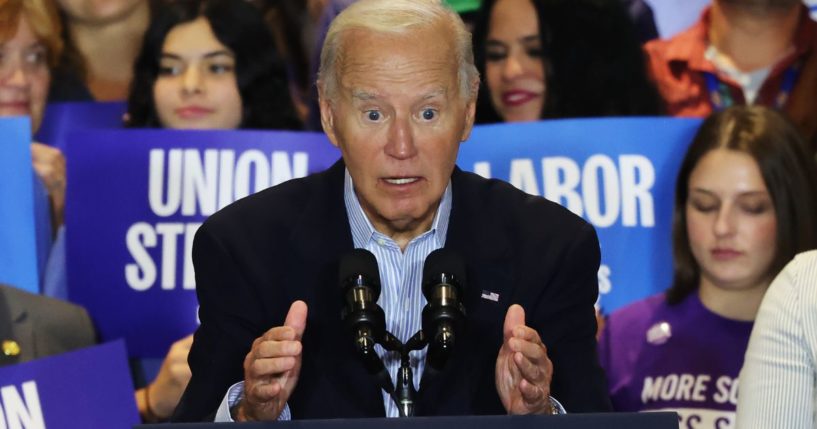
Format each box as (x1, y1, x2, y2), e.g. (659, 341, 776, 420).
(320, 24, 476, 238)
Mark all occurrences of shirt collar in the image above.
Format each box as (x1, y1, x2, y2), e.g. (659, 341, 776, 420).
(344, 168, 451, 249)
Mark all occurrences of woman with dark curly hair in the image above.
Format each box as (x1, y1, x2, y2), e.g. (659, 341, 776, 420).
(598, 106, 817, 423)
(471, 0, 663, 123)
(126, 0, 300, 130)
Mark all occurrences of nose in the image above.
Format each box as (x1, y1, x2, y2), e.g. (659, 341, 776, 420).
(181, 65, 202, 94)
(501, 52, 524, 81)
(384, 114, 418, 160)
(713, 204, 736, 237)
(2, 61, 30, 88)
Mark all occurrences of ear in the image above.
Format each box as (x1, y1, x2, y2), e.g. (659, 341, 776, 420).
(317, 80, 340, 148)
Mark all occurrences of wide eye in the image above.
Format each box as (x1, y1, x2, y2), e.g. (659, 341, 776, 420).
(421, 108, 436, 121)
(366, 110, 381, 122)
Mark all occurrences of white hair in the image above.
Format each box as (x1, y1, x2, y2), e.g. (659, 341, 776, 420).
(318, 0, 479, 101)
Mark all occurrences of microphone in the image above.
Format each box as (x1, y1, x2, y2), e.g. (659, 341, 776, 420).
(421, 248, 467, 371)
(339, 249, 387, 374)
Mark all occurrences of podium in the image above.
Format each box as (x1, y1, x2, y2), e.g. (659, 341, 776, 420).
(138, 413, 678, 428)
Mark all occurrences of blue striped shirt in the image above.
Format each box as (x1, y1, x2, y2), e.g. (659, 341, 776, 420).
(344, 169, 452, 418)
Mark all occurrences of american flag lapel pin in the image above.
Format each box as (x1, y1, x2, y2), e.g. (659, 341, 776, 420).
(480, 290, 500, 302)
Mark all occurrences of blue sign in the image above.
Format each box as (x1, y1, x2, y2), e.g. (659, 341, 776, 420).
(36, 102, 126, 151)
(0, 341, 138, 428)
(66, 129, 341, 357)
(0, 117, 39, 293)
(458, 118, 700, 313)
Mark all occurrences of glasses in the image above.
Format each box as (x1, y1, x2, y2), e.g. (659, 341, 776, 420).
(0, 43, 49, 82)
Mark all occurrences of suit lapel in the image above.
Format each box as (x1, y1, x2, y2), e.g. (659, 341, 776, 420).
(417, 168, 514, 414)
(288, 161, 386, 416)
(0, 288, 28, 366)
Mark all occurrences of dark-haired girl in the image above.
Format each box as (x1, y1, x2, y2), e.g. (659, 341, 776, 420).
(126, 0, 300, 130)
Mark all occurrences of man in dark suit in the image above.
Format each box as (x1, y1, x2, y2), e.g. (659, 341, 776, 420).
(173, 0, 610, 422)
(0, 284, 96, 365)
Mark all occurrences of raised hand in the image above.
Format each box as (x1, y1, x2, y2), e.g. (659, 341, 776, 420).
(237, 300, 308, 421)
(495, 304, 554, 414)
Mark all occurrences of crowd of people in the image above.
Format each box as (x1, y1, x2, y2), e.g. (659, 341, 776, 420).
(2, 0, 817, 425)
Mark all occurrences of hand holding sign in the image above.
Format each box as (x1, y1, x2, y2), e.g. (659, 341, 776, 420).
(31, 142, 66, 227)
(139, 334, 194, 421)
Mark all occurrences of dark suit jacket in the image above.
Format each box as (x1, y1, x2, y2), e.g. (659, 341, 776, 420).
(173, 161, 611, 421)
(0, 284, 96, 366)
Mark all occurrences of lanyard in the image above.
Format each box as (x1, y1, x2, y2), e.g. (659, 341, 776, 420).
(704, 63, 800, 111)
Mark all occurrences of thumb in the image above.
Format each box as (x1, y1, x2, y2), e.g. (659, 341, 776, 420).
(284, 300, 308, 339)
(503, 304, 525, 341)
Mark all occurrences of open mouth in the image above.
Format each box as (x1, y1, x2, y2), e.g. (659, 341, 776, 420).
(384, 177, 420, 185)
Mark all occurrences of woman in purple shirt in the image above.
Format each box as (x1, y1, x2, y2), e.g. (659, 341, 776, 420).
(598, 106, 817, 426)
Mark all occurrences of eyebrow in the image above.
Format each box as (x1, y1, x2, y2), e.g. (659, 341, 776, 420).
(351, 88, 446, 101)
(486, 35, 540, 46)
(26, 42, 46, 51)
(421, 88, 446, 99)
(159, 50, 234, 60)
(690, 188, 770, 197)
(351, 89, 377, 101)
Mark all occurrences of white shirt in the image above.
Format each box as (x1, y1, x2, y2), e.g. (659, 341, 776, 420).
(737, 250, 817, 428)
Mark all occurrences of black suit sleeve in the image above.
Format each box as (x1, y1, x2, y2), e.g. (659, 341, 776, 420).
(172, 222, 267, 422)
(530, 221, 612, 412)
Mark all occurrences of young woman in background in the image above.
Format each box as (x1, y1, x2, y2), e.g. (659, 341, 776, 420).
(598, 106, 817, 426)
(471, 0, 662, 123)
(126, 0, 300, 130)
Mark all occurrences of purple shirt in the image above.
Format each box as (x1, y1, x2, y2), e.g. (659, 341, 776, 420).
(599, 293, 753, 427)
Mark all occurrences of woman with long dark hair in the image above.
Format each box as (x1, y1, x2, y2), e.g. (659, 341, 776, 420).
(472, 0, 662, 123)
(126, 0, 300, 130)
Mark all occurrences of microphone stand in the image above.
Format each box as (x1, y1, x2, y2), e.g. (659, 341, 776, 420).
(377, 330, 427, 417)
